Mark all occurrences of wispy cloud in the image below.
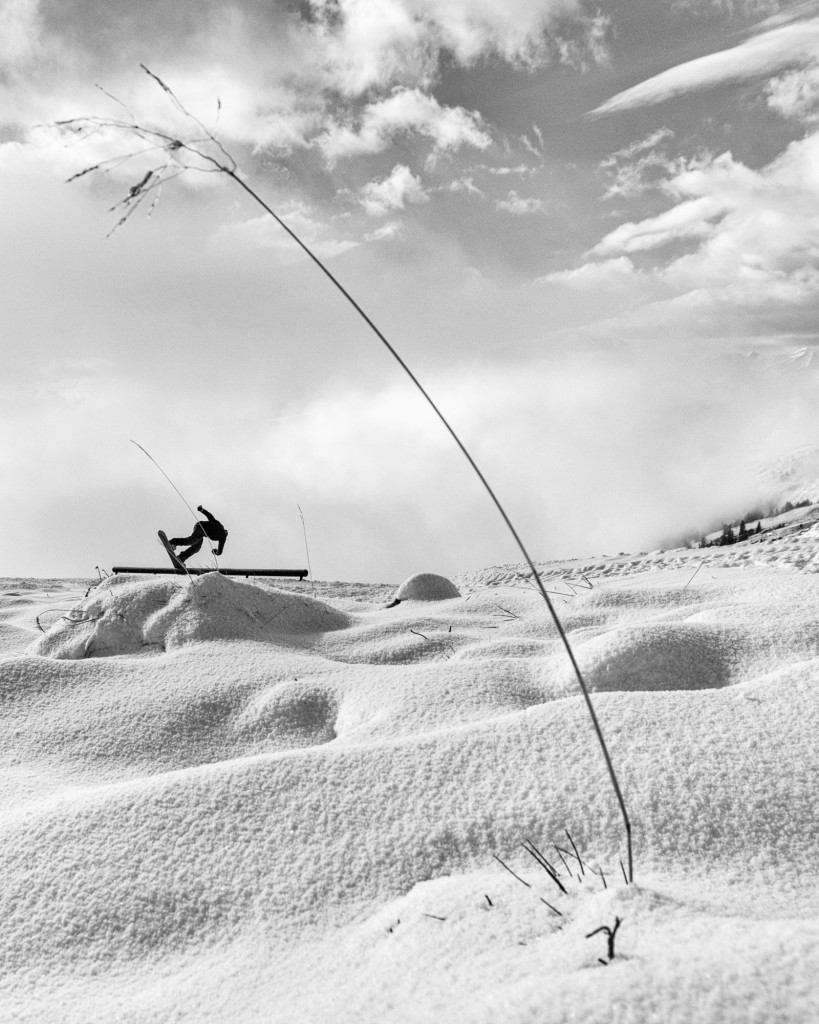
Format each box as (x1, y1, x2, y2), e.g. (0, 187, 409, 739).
(447, 176, 485, 197)
(485, 164, 532, 176)
(496, 190, 546, 215)
(600, 128, 681, 200)
(363, 220, 403, 241)
(318, 88, 491, 163)
(209, 203, 358, 260)
(359, 164, 429, 216)
(539, 255, 639, 288)
(535, 256, 665, 323)
(592, 194, 721, 255)
(591, 13, 819, 115)
(553, 10, 612, 71)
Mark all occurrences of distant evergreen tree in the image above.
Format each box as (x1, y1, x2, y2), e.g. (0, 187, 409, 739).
(755, 522, 762, 534)
(738, 520, 748, 541)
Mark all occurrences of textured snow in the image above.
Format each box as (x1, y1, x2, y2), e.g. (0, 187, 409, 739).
(29, 571, 350, 660)
(1, 515, 819, 1023)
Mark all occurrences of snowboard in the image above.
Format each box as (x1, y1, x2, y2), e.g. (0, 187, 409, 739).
(158, 530, 186, 572)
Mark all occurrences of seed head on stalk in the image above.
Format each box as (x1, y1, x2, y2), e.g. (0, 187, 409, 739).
(54, 66, 236, 236)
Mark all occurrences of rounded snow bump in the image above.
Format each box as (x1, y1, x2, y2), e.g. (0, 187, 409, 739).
(387, 572, 461, 607)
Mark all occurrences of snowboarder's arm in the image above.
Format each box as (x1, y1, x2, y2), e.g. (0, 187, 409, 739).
(213, 531, 227, 557)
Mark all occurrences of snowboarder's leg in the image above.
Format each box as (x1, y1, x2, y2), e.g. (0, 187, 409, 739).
(170, 524, 206, 548)
(176, 536, 204, 563)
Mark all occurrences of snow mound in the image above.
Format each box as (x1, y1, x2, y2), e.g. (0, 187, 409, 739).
(551, 622, 733, 693)
(235, 680, 339, 749)
(30, 572, 350, 659)
(394, 572, 460, 601)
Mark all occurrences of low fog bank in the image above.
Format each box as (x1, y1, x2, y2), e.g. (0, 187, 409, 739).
(1, 340, 818, 580)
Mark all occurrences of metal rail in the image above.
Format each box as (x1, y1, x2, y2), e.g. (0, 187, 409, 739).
(111, 567, 308, 579)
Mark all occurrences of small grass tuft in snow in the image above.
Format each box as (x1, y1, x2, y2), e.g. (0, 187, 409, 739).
(494, 828, 626, 930)
(585, 915, 622, 964)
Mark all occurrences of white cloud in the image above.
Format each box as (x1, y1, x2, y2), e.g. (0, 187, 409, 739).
(308, 0, 591, 95)
(591, 14, 819, 115)
(767, 65, 819, 122)
(209, 203, 358, 261)
(308, 0, 432, 96)
(319, 88, 491, 163)
(496, 190, 546, 215)
(359, 164, 429, 216)
(98, 61, 324, 153)
(592, 194, 722, 255)
(486, 164, 531, 176)
(0, 0, 596, 212)
(593, 135, 819, 297)
(0, 2, 322, 146)
(556, 130, 819, 345)
(534, 256, 666, 322)
(520, 124, 545, 157)
(364, 220, 404, 241)
(447, 176, 485, 197)
(161, 73, 321, 151)
(0, 122, 231, 210)
(0, 0, 603, 195)
(658, 140, 819, 301)
(606, 129, 675, 163)
(539, 256, 638, 288)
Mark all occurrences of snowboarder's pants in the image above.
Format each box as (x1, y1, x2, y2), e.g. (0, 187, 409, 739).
(170, 523, 206, 563)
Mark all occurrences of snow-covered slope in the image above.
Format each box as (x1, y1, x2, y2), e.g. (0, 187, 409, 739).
(758, 442, 819, 507)
(1, 532, 818, 1023)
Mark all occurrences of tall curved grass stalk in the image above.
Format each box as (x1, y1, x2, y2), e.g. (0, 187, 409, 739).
(57, 67, 634, 881)
(297, 504, 315, 593)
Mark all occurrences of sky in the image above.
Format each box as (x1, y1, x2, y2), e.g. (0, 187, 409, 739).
(2, 0, 819, 581)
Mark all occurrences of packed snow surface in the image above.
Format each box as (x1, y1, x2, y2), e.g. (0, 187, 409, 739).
(2, 516, 819, 1023)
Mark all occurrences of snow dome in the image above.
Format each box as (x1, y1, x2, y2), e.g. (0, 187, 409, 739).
(387, 572, 461, 606)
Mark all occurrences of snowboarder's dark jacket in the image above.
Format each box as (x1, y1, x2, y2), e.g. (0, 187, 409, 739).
(198, 507, 228, 553)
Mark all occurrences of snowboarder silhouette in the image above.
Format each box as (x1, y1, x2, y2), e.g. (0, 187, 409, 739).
(169, 506, 228, 563)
